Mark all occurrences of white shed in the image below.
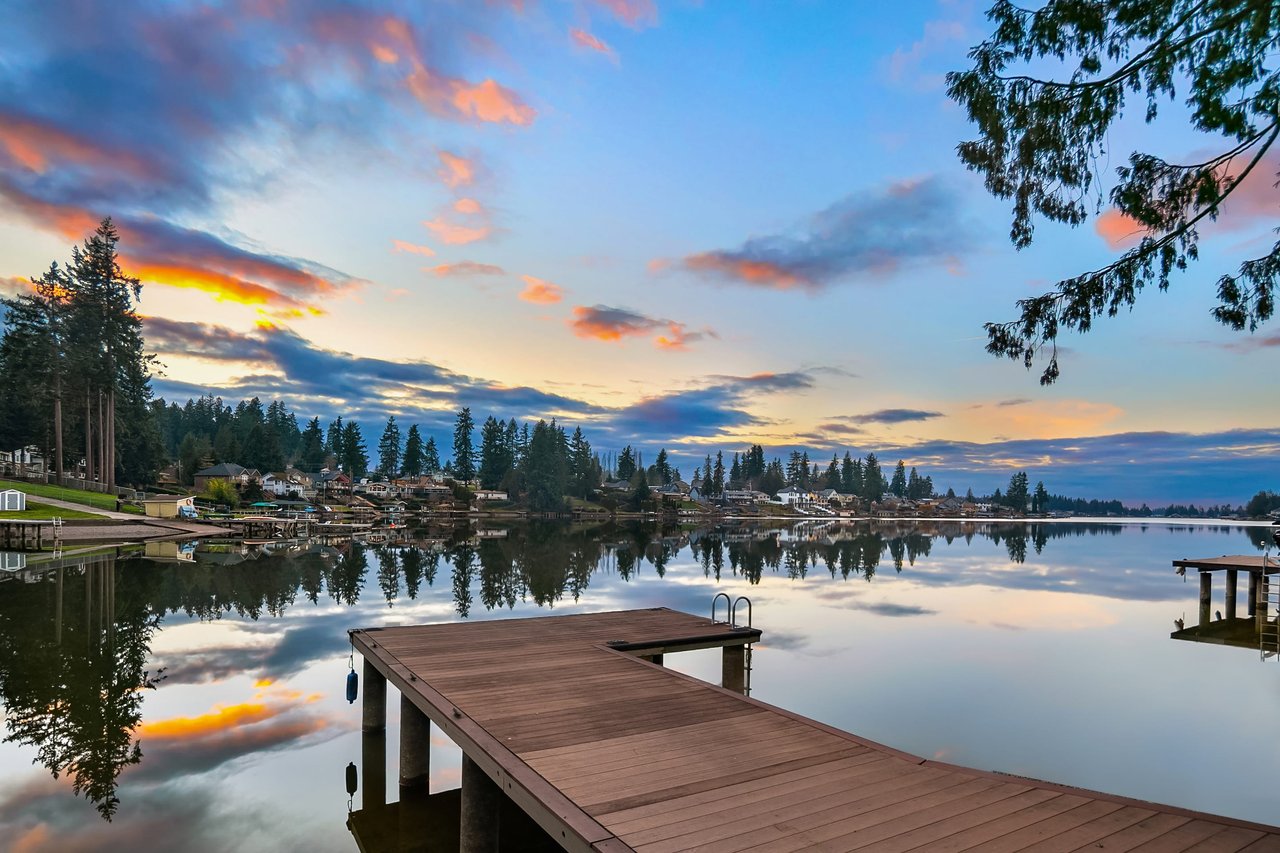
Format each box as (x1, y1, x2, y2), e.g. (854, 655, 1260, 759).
(0, 489, 26, 512)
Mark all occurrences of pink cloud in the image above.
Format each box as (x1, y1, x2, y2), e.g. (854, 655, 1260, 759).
(453, 197, 484, 215)
(424, 217, 491, 245)
(683, 252, 813, 290)
(570, 28, 617, 61)
(391, 239, 435, 256)
(437, 150, 476, 188)
(593, 0, 658, 28)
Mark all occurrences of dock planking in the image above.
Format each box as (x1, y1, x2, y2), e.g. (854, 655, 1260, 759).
(350, 608, 1280, 852)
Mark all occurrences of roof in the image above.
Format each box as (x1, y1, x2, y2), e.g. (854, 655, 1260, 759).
(195, 462, 246, 477)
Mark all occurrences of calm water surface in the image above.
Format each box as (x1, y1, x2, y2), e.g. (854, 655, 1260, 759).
(0, 520, 1276, 850)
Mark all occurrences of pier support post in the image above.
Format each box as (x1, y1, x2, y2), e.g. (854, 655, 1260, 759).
(361, 731, 387, 810)
(460, 754, 501, 853)
(362, 659, 386, 733)
(399, 694, 430, 789)
(1198, 572, 1212, 628)
(644, 653, 664, 666)
(723, 644, 746, 694)
(1248, 571, 1259, 617)
(1226, 569, 1238, 620)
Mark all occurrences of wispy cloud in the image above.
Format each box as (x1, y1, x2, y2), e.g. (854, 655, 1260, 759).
(680, 177, 974, 291)
(570, 28, 618, 62)
(436, 150, 476, 188)
(429, 261, 505, 277)
(569, 304, 715, 351)
(592, 0, 658, 29)
(391, 239, 435, 257)
(852, 408, 944, 424)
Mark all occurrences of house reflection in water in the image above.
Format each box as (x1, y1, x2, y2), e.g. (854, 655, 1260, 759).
(1170, 553, 1279, 659)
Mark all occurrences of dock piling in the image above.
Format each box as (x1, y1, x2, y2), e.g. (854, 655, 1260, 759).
(399, 695, 430, 789)
(1199, 572, 1212, 627)
(1226, 569, 1238, 620)
(363, 659, 386, 733)
(361, 731, 387, 810)
(723, 644, 746, 694)
(1249, 571, 1259, 616)
(460, 754, 501, 853)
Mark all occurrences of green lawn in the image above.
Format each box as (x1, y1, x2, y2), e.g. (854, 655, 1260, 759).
(0, 500, 102, 520)
(0, 479, 138, 512)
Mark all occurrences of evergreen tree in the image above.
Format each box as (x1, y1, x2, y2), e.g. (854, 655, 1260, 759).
(452, 407, 476, 482)
(1032, 480, 1049, 513)
(824, 455, 840, 490)
(729, 452, 741, 487)
(525, 420, 568, 510)
(377, 416, 402, 476)
(478, 416, 510, 489)
(341, 421, 368, 478)
(569, 426, 598, 499)
(299, 417, 325, 469)
(423, 436, 441, 474)
(711, 451, 725, 496)
(890, 460, 907, 497)
(616, 445, 636, 482)
(1006, 471, 1030, 512)
(326, 417, 345, 464)
(654, 448, 672, 484)
(862, 453, 884, 502)
(628, 467, 650, 510)
(402, 425, 424, 477)
(759, 458, 786, 496)
(840, 452, 855, 493)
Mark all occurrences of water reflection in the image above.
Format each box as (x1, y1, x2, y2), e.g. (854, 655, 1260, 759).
(0, 519, 1271, 828)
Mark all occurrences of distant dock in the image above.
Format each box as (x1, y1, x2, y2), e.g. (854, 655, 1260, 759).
(349, 608, 1280, 852)
(1172, 554, 1280, 657)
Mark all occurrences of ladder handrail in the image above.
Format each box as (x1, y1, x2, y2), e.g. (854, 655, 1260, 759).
(711, 592, 731, 624)
(731, 595, 752, 629)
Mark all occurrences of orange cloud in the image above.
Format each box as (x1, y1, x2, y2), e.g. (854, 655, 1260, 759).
(453, 197, 484, 215)
(519, 274, 564, 303)
(1095, 209, 1146, 249)
(684, 252, 812, 290)
(568, 304, 713, 350)
(570, 28, 617, 60)
(126, 262, 313, 311)
(430, 261, 506, 277)
(593, 0, 658, 28)
(437, 150, 475, 188)
(424, 217, 491, 244)
(392, 239, 435, 256)
(449, 78, 536, 125)
(138, 702, 277, 740)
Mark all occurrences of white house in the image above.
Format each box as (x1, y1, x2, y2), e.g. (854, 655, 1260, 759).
(473, 489, 508, 502)
(775, 485, 812, 506)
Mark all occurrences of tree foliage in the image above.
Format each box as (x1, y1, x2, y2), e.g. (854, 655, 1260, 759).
(949, 0, 1280, 382)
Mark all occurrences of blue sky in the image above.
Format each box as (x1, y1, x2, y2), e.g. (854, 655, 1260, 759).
(0, 0, 1276, 504)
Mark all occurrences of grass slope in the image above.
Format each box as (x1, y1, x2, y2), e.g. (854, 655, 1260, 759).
(0, 479, 138, 512)
(0, 500, 102, 520)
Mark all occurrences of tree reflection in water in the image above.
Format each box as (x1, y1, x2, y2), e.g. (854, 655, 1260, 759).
(0, 519, 1265, 820)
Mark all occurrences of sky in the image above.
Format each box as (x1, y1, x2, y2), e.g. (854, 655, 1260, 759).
(0, 0, 1276, 504)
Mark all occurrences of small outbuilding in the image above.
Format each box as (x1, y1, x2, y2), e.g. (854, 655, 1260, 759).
(138, 495, 196, 518)
(0, 489, 26, 512)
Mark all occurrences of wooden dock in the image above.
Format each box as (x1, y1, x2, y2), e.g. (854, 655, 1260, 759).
(350, 609, 1280, 852)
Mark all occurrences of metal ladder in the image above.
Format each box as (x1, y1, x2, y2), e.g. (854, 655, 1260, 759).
(711, 594, 754, 695)
(1262, 567, 1280, 662)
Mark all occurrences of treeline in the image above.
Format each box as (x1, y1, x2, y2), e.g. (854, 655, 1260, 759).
(0, 219, 161, 486)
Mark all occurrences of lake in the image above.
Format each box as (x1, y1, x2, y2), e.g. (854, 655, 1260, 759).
(0, 519, 1276, 850)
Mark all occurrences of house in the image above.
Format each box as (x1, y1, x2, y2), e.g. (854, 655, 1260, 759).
(775, 485, 812, 506)
(723, 489, 769, 505)
(652, 483, 686, 503)
(137, 495, 196, 519)
(193, 462, 261, 492)
(398, 476, 452, 500)
(362, 481, 394, 499)
(315, 470, 352, 496)
(1, 489, 26, 512)
(473, 489, 508, 502)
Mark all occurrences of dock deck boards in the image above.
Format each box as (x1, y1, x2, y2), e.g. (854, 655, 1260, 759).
(350, 609, 1280, 852)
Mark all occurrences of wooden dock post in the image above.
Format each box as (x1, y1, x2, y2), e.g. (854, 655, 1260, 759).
(361, 730, 387, 810)
(399, 695, 430, 789)
(1226, 569, 1238, 620)
(1199, 571, 1212, 627)
(460, 754, 501, 853)
(1249, 571, 1259, 616)
(363, 659, 386, 733)
(723, 644, 746, 694)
